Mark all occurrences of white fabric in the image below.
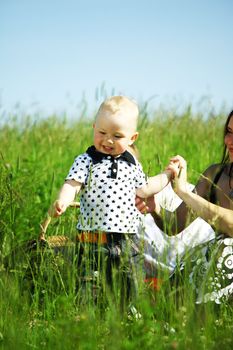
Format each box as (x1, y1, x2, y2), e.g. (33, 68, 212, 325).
(137, 183, 216, 276)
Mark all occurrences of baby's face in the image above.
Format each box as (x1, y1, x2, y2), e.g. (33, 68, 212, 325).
(93, 112, 138, 156)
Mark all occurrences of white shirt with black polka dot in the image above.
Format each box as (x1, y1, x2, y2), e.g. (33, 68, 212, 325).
(66, 150, 147, 233)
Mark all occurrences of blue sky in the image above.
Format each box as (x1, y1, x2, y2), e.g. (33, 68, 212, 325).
(1, 0, 232, 117)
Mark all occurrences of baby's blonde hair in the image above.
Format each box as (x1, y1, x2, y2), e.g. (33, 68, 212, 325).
(96, 95, 139, 129)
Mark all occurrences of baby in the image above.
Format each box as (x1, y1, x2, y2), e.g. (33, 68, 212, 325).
(52, 95, 174, 235)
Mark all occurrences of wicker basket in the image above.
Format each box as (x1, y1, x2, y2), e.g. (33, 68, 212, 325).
(3, 201, 80, 272)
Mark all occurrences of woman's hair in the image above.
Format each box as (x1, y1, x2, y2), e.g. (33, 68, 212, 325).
(221, 110, 233, 163)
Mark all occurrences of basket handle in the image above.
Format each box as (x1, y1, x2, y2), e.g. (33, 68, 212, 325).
(39, 201, 80, 241)
(39, 215, 51, 241)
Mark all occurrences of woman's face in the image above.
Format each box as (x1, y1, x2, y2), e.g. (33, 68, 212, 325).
(225, 116, 233, 161)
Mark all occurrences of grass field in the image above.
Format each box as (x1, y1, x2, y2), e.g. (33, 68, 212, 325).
(0, 106, 232, 349)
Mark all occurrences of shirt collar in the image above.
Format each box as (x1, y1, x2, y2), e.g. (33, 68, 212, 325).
(86, 145, 136, 165)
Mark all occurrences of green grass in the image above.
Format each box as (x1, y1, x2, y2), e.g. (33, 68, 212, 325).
(0, 107, 232, 349)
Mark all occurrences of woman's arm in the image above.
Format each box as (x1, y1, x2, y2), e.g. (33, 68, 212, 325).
(172, 156, 233, 236)
(136, 161, 226, 234)
(167, 168, 212, 233)
(175, 188, 233, 236)
(135, 170, 204, 233)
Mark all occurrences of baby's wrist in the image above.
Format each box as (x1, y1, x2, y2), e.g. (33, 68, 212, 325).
(164, 169, 173, 180)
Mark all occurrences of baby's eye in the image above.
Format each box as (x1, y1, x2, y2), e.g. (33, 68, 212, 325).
(115, 135, 123, 139)
(99, 131, 106, 135)
(226, 129, 233, 134)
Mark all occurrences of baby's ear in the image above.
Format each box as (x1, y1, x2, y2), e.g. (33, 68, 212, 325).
(129, 132, 139, 145)
(93, 123, 95, 128)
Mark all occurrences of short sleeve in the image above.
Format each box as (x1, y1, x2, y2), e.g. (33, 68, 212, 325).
(65, 153, 91, 184)
(134, 160, 147, 188)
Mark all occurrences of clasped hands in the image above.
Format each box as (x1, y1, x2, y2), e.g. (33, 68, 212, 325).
(135, 155, 187, 214)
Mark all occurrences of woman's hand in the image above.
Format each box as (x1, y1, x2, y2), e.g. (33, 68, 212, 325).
(135, 195, 161, 215)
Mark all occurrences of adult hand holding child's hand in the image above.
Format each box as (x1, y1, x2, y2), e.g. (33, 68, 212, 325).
(167, 155, 188, 194)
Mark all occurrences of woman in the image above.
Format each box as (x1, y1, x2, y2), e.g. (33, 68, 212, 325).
(137, 110, 233, 303)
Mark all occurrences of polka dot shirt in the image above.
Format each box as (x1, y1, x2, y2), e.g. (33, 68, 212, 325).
(66, 146, 147, 233)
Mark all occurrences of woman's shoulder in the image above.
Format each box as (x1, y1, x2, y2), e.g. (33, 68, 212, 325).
(195, 163, 225, 202)
(202, 163, 224, 178)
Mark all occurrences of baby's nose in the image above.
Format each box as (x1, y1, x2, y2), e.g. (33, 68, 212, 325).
(106, 137, 114, 144)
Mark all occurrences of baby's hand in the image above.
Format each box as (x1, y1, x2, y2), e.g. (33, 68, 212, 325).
(168, 155, 188, 193)
(166, 160, 180, 179)
(49, 200, 67, 217)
